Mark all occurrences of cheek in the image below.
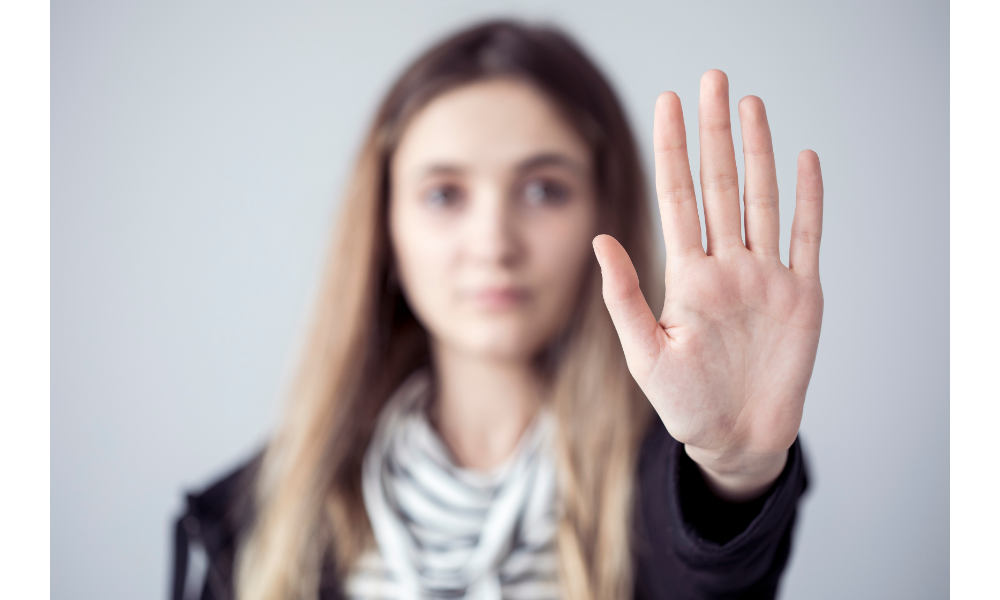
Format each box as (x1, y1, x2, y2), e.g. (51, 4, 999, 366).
(536, 206, 596, 274)
(390, 205, 456, 322)
(526, 209, 597, 308)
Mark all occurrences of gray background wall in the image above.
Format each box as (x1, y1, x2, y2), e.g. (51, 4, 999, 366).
(52, 1, 949, 598)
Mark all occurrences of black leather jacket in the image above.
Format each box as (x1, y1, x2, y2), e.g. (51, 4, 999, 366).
(171, 421, 808, 600)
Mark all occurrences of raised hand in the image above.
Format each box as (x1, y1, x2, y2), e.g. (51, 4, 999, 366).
(593, 70, 824, 501)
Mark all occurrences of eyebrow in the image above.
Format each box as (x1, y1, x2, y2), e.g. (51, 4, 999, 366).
(416, 152, 587, 179)
(419, 164, 466, 177)
(515, 152, 587, 175)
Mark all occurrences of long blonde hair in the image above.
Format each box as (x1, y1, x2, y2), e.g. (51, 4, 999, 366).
(236, 20, 661, 600)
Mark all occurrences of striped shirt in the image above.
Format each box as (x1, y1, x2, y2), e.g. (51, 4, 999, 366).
(348, 371, 560, 600)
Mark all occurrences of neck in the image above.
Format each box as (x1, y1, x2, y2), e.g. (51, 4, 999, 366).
(429, 343, 543, 471)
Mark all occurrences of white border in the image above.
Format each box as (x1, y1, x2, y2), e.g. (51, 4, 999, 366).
(951, 1, 999, 597)
(0, 0, 985, 596)
(0, 0, 51, 597)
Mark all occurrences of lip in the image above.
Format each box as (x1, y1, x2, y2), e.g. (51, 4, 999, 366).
(465, 286, 531, 310)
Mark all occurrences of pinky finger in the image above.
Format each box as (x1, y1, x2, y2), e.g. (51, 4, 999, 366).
(789, 150, 824, 277)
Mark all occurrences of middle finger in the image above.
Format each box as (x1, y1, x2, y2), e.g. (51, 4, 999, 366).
(699, 70, 743, 255)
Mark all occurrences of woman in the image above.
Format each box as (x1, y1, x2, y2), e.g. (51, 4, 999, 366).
(172, 20, 821, 600)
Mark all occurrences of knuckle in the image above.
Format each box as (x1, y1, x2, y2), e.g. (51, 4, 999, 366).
(749, 243, 780, 257)
(701, 173, 740, 193)
(654, 141, 688, 155)
(743, 192, 777, 209)
(742, 146, 774, 158)
(792, 229, 822, 245)
(711, 237, 746, 251)
(796, 190, 824, 203)
(700, 120, 732, 133)
(657, 184, 696, 205)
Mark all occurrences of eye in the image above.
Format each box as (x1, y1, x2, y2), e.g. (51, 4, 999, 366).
(424, 183, 464, 209)
(522, 179, 570, 207)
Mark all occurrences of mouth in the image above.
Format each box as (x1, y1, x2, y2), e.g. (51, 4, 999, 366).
(465, 286, 531, 310)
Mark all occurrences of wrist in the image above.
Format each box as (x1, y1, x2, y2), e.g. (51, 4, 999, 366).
(684, 444, 789, 503)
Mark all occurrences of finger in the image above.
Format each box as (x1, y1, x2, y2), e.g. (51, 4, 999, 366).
(699, 70, 743, 254)
(593, 234, 663, 374)
(738, 96, 780, 258)
(654, 92, 704, 259)
(789, 150, 824, 276)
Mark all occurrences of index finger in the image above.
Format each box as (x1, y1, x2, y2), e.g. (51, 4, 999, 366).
(654, 92, 705, 260)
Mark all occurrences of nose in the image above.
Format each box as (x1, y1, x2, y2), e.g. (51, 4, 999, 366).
(465, 184, 523, 268)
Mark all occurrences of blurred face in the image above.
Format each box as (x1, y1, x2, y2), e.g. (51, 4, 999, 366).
(389, 78, 598, 361)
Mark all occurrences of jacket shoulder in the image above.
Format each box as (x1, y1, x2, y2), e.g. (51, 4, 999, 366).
(172, 450, 263, 600)
(184, 452, 262, 528)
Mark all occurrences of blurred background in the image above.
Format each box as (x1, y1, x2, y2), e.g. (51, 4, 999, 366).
(51, 1, 949, 598)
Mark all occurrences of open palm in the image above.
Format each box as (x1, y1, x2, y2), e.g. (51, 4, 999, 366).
(594, 70, 824, 500)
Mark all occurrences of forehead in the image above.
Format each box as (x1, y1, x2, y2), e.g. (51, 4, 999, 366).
(392, 78, 591, 176)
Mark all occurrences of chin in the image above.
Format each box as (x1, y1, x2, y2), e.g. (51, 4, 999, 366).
(455, 322, 552, 362)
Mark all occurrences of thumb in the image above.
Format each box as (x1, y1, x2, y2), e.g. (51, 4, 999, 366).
(593, 234, 663, 376)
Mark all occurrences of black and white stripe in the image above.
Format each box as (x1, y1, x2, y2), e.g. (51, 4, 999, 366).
(349, 371, 560, 600)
